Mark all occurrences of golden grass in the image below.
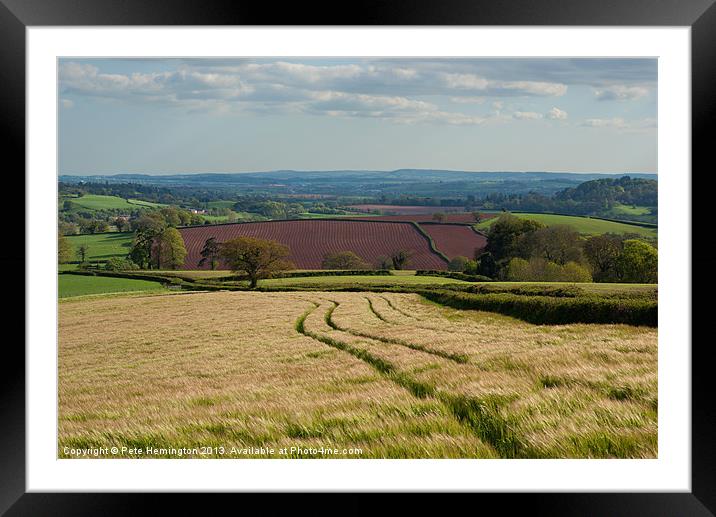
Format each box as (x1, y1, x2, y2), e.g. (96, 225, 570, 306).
(59, 291, 657, 459)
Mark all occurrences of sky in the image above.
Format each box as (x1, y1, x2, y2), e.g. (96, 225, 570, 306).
(58, 58, 657, 175)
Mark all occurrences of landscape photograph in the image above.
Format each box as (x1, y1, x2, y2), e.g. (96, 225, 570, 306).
(57, 57, 658, 459)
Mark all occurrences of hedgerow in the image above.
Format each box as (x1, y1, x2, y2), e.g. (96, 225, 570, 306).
(418, 289, 656, 327)
(416, 270, 493, 282)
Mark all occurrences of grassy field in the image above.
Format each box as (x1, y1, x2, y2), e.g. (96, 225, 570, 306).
(201, 211, 266, 223)
(65, 232, 133, 261)
(65, 194, 164, 210)
(58, 290, 656, 458)
(476, 212, 657, 238)
(260, 275, 466, 287)
(607, 204, 653, 217)
(59, 274, 166, 298)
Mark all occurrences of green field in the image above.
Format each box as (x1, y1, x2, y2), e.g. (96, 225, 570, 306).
(65, 232, 133, 261)
(58, 274, 166, 298)
(259, 275, 466, 287)
(608, 203, 652, 217)
(476, 212, 657, 237)
(200, 211, 265, 223)
(65, 194, 164, 211)
(206, 200, 237, 209)
(135, 270, 654, 294)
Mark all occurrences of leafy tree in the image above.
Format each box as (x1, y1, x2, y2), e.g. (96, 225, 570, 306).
(518, 225, 584, 265)
(151, 227, 187, 270)
(76, 244, 89, 263)
(114, 217, 131, 232)
(463, 259, 479, 275)
(219, 237, 294, 288)
(375, 255, 393, 270)
(616, 239, 658, 283)
(506, 257, 592, 282)
(58, 234, 73, 264)
(322, 251, 370, 270)
(584, 234, 623, 282)
(448, 256, 469, 272)
(390, 249, 413, 270)
(59, 221, 79, 236)
(198, 237, 221, 270)
(129, 215, 166, 269)
(485, 213, 545, 261)
(476, 252, 497, 278)
(432, 212, 447, 223)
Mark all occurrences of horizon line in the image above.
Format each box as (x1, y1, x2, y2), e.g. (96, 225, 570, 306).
(58, 169, 658, 177)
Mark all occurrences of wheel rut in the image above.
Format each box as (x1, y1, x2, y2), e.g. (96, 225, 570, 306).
(294, 301, 529, 458)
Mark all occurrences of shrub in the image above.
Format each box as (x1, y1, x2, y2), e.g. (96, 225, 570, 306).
(105, 257, 140, 271)
(448, 256, 470, 272)
(505, 257, 592, 282)
(321, 251, 371, 270)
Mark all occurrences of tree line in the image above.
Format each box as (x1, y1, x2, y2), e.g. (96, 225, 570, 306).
(454, 213, 657, 283)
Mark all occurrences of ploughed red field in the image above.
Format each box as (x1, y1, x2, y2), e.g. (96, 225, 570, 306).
(420, 224, 488, 260)
(179, 220, 450, 270)
(349, 213, 497, 224)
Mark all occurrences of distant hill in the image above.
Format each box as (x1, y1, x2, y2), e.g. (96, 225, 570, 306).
(59, 169, 657, 199)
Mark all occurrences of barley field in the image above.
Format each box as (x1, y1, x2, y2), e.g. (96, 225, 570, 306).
(58, 291, 657, 459)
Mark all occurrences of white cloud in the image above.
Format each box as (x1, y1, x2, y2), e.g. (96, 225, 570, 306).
(594, 85, 649, 101)
(449, 96, 486, 104)
(546, 107, 568, 120)
(579, 117, 657, 132)
(513, 111, 543, 120)
(59, 59, 652, 128)
(498, 81, 567, 97)
(581, 117, 626, 128)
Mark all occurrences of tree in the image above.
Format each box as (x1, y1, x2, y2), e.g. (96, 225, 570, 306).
(151, 227, 187, 270)
(518, 225, 584, 265)
(485, 213, 545, 261)
(448, 256, 469, 272)
(390, 249, 413, 270)
(505, 257, 592, 282)
(432, 212, 447, 223)
(322, 251, 370, 270)
(198, 237, 221, 270)
(114, 217, 131, 232)
(76, 244, 89, 263)
(616, 239, 657, 283)
(375, 255, 393, 270)
(584, 234, 623, 282)
(476, 252, 497, 278)
(58, 234, 73, 264)
(219, 237, 293, 288)
(129, 214, 166, 268)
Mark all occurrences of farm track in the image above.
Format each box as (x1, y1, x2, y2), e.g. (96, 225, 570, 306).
(372, 295, 486, 336)
(295, 300, 527, 458)
(330, 298, 469, 363)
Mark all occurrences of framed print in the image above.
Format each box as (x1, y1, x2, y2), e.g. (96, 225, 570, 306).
(3, 0, 714, 513)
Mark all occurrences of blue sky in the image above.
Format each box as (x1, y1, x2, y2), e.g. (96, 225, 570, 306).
(58, 58, 657, 175)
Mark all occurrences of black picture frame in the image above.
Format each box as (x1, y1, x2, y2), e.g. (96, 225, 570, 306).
(2, 0, 713, 514)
